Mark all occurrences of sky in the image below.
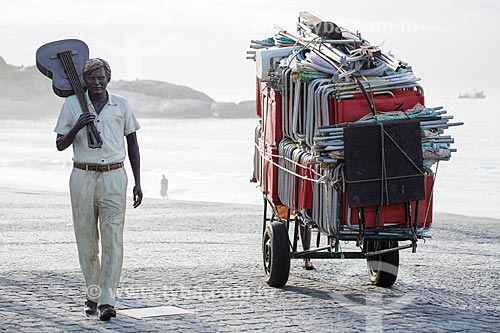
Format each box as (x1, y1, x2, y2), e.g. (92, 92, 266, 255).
(1, 0, 499, 102)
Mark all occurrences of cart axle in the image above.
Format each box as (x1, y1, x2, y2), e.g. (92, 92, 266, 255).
(291, 243, 413, 259)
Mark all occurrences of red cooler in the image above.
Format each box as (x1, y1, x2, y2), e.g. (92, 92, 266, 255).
(329, 88, 424, 124)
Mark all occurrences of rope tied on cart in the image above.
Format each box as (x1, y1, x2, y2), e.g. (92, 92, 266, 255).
(380, 122, 389, 205)
(380, 123, 426, 177)
(255, 143, 327, 183)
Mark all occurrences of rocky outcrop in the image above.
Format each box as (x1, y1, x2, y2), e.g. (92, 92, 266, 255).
(0, 57, 255, 119)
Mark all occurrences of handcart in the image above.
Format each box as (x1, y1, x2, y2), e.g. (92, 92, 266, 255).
(258, 117, 436, 288)
(249, 12, 462, 288)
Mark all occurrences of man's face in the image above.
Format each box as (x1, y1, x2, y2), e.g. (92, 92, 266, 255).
(84, 67, 108, 95)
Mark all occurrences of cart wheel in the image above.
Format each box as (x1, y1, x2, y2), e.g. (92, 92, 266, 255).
(262, 221, 290, 287)
(365, 241, 399, 287)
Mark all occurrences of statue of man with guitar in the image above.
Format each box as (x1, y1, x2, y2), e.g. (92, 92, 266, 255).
(37, 40, 142, 321)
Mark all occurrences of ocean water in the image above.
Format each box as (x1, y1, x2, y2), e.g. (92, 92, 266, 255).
(0, 117, 258, 205)
(0, 92, 498, 218)
(424, 92, 500, 219)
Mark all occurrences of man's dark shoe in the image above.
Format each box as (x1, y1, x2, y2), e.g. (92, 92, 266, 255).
(84, 300, 98, 315)
(98, 304, 116, 321)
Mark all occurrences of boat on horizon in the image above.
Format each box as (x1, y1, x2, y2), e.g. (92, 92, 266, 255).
(458, 90, 486, 99)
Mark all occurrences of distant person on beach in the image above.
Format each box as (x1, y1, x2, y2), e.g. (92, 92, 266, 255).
(160, 174, 168, 199)
(54, 58, 142, 321)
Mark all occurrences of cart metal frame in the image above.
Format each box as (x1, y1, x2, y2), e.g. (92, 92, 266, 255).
(261, 189, 429, 287)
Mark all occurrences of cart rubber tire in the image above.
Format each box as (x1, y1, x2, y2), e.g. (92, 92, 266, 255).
(365, 241, 399, 287)
(262, 221, 290, 287)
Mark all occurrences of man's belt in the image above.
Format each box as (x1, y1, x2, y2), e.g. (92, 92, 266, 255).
(73, 162, 124, 172)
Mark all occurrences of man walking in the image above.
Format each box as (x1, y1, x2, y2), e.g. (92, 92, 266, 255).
(54, 58, 142, 321)
(160, 174, 168, 199)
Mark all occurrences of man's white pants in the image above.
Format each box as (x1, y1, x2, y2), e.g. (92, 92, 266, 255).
(69, 167, 127, 306)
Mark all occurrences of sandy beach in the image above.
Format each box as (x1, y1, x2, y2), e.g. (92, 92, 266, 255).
(1, 187, 499, 332)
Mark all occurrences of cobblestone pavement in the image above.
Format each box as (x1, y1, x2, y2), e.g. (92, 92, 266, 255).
(1, 188, 499, 332)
